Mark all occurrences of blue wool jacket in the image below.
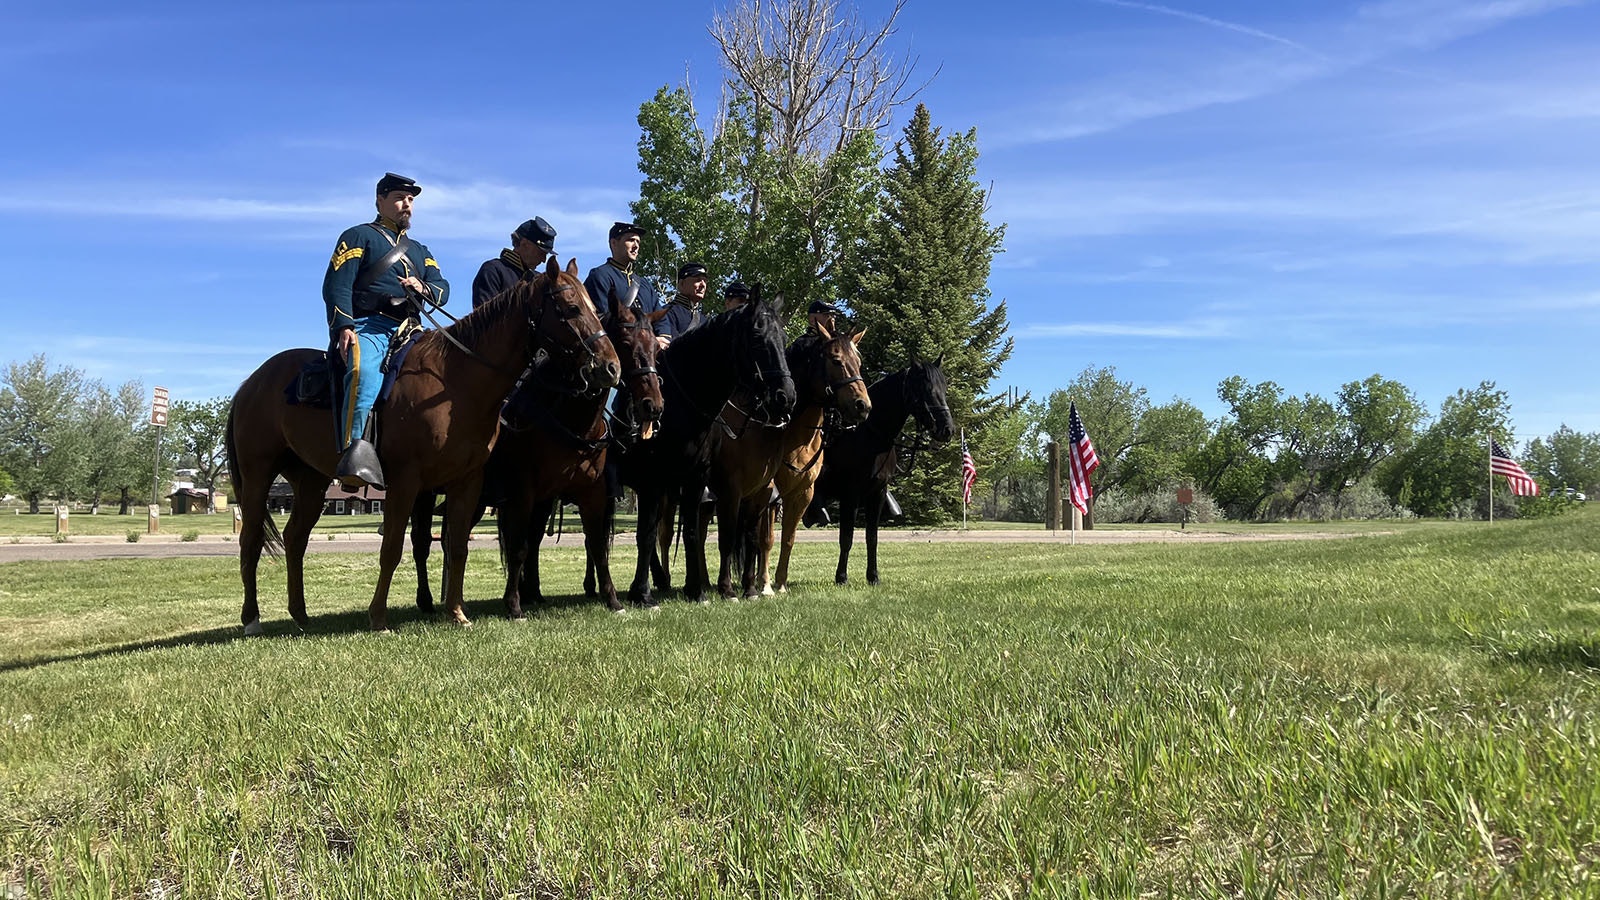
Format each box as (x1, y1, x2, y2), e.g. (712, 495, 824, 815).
(582, 259, 664, 329)
(323, 218, 449, 336)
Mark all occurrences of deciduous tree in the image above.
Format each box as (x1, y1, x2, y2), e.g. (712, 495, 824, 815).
(169, 398, 231, 513)
(0, 355, 86, 513)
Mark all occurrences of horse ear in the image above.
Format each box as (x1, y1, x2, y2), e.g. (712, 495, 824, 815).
(934, 351, 945, 367)
(565, 257, 580, 277)
(770, 293, 784, 315)
(816, 319, 834, 340)
(850, 328, 865, 346)
(546, 256, 561, 278)
(647, 308, 669, 324)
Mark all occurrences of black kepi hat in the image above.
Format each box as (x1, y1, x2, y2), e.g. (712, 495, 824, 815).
(376, 172, 421, 197)
(514, 216, 558, 251)
(723, 280, 751, 300)
(609, 221, 645, 240)
(678, 262, 707, 280)
(808, 300, 842, 316)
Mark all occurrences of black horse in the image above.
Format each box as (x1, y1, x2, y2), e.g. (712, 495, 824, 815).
(611, 290, 795, 607)
(809, 358, 956, 585)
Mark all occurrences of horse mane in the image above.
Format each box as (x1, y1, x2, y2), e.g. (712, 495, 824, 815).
(430, 272, 547, 353)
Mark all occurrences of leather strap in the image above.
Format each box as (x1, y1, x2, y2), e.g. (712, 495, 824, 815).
(354, 226, 414, 294)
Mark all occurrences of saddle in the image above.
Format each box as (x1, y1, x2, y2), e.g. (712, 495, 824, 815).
(285, 323, 424, 411)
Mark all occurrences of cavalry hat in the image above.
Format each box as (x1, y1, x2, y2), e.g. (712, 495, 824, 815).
(677, 262, 707, 280)
(608, 221, 645, 240)
(375, 172, 421, 197)
(808, 300, 842, 316)
(514, 216, 557, 251)
(723, 281, 752, 300)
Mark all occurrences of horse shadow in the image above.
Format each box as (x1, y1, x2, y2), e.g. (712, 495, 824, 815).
(1488, 637, 1600, 671)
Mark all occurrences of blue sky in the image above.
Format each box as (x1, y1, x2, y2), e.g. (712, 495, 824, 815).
(4, 0, 1596, 442)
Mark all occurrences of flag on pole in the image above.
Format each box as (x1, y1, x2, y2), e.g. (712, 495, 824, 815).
(960, 433, 978, 506)
(1490, 439, 1540, 496)
(1067, 401, 1100, 515)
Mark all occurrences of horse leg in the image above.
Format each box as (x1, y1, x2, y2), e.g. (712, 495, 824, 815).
(576, 486, 622, 612)
(865, 487, 884, 586)
(583, 499, 601, 597)
(629, 489, 660, 608)
(498, 495, 531, 620)
(682, 487, 712, 603)
(411, 491, 436, 613)
(773, 485, 809, 593)
(836, 494, 858, 585)
(715, 490, 740, 600)
(281, 466, 329, 628)
(755, 498, 775, 597)
(650, 498, 674, 592)
(368, 486, 418, 631)
(440, 478, 481, 627)
(521, 498, 556, 609)
(235, 461, 276, 634)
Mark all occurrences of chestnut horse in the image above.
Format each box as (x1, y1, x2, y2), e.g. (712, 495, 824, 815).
(809, 359, 956, 586)
(611, 292, 795, 607)
(701, 325, 871, 598)
(226, 257, 618, 632)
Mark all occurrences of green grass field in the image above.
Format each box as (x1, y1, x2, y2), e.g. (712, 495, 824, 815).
(3, 509, 1597, 897)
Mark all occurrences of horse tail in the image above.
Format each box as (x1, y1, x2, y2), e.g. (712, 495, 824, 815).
(225, 398, 285, 560)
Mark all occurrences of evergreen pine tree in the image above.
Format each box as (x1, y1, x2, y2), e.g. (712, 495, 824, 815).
(847, 104, 1011, 522)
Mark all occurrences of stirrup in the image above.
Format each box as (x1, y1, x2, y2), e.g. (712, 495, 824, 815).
(335, 439, 385, 490)
(882, 490, 902, 519)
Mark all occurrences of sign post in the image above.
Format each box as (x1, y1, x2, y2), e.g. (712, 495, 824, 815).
(150, 387, 169, 516)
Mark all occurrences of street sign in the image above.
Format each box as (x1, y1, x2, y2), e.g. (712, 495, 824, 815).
(151, 386, 170, 427)
(1176, 487, 1194, 506)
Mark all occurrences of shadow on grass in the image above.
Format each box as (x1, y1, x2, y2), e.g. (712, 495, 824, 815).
(0, 588, 664, 674)
(1488, 639, 1600, 671)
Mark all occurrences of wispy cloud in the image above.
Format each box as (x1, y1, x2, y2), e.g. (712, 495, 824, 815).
(1019, 318, 1238, 339)
(992, 0, 1587, 145)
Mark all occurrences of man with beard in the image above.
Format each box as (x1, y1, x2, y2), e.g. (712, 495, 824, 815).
(472, 216, 556, 308)
(322, 172, 450, 489)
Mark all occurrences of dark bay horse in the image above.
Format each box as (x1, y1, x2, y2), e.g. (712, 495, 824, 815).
(487, 302, 666, 616)
(226, 257, 618, 632)
(704, 325, 871, 598)
(407, 301, 665, 616)
(612, 293, 795, 607)
(809, 358, 955, 586)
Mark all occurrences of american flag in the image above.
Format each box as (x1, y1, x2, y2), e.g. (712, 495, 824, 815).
(1067, 401, 1100, 515)
(960, 434, 977, 506)
(1491, 439, 1540, 497)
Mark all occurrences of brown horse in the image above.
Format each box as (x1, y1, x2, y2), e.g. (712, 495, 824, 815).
(702, 324, 871, 598)
(226, 257, 619, 633)
(487, 301, 666, 615)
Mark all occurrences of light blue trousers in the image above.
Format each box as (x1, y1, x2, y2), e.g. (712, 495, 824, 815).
(338, 316, 397, 450)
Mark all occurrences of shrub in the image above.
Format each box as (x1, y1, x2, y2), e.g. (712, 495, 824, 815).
(1094, 485, 1222, 524)
(125, 531, 141, 543)
(181, 530, 200, 542)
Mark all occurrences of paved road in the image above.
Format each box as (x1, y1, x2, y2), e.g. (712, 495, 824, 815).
(0, 527, 1367, 562)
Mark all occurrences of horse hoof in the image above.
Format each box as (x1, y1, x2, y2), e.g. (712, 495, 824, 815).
(777, 585, 789, 594)
(243, 618, 264, 637)
(761, 585, 775, 597)
(835, 575, 848, 585)
(612, 607, 629, 615)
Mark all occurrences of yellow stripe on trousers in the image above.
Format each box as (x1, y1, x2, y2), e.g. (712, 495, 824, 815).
(342, 341, 361, 446)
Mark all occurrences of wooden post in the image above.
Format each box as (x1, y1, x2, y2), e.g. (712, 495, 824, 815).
(147, 503, 160, 535)
(233, 506, 242, 535)
(55, 506, 68, 535)
(1046, 441, 1062, 532)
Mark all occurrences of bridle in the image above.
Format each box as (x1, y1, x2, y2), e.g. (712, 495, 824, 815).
(608, 310, 663, 442)
(532, 280, 612, 392)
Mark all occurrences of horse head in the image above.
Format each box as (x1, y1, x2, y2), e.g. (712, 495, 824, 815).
(730, 285, 796, 425)
(907, 353, 955, 444)
(609, 302, 667, 441)
(531, 258, 621, 391)
(807, 321, 871, 425)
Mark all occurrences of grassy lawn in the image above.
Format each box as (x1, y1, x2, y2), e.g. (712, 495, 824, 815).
(2, 508, 1597, 896)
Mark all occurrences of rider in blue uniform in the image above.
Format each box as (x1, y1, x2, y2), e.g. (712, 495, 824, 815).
(656, 262, 708, 347)
(583, 222, 665, 339)
(471, 217, 556, 308)
(322, 172, 449, 489)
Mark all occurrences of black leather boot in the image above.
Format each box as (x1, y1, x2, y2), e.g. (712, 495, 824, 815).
(335, 413, 384, 490)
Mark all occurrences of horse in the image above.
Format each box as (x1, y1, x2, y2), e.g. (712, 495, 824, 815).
(702, 324, 872, 598)
(485, 302, 666, 616)
(226, 257, 619, 632)
(406, 296, 663, 616)
(809, 358, 956, 586)
(610, 290, 795, 607)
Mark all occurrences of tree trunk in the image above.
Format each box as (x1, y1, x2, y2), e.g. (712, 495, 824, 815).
(91, 489, 102, 515)
(118, 486, 132, 516)
(28, 492, 40, 514)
